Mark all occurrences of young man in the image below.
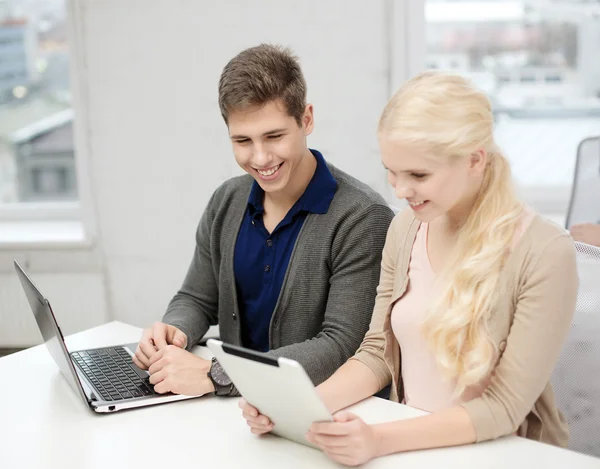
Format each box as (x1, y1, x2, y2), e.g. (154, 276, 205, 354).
(133, 44, 394, 397)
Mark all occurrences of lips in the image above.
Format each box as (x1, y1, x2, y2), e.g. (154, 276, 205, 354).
(408, 200, 429, 212)
(255, 163, 282, 177)
(408, 200, 427, 207)
(253, 162, 284, 181)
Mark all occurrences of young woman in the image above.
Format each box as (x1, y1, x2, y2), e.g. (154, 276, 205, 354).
(239, 71, 578, 466)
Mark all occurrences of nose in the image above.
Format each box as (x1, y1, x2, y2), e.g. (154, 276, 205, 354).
(252, 144, 271, 168)
(394, 184, 414, 200)
(387, 171, 415, 200)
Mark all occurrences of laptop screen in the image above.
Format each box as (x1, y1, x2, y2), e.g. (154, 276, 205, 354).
(13, 260, 88, 405)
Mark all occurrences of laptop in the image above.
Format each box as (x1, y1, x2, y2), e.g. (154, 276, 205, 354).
(14, 259, 200, 413)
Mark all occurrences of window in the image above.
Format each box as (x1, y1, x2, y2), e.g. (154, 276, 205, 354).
(0, 2, 75, 207)
(519, 74, 536, 83)
(425, 0, 600, 221)
(32, 166, 66, 194)
(545, 73, 563, 83)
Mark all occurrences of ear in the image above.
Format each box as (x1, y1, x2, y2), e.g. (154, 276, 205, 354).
(302, 103, 315, 136)
(469, 148, 487, 174)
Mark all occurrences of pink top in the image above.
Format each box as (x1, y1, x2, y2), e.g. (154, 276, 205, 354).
(391, 207, 536, 412)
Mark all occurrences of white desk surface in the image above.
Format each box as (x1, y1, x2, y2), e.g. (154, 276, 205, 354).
(1, 321, 599, 469)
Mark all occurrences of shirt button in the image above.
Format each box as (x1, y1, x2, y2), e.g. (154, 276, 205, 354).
(266, 239, 273, 247)
(232, 312, 237, 321)
(264, 265, 270, 272)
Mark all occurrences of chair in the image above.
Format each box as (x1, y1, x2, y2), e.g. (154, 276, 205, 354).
(550, 241, 600, 457)
(565, 136, 600, 229)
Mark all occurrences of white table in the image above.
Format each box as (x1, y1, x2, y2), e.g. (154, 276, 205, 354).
(1, 321, 599, 468)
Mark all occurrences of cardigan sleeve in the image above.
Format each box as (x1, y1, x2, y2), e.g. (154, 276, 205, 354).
(461, 233, 578, 441)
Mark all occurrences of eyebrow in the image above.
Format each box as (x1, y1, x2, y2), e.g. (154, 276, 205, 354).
(230, 128, 287, 140)
(382, 164, 429, 173)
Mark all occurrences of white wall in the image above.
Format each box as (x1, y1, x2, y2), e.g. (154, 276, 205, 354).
(77, 0, 405, 329)
(2, 0, 419, 346)
(0, 248, 109, 347)
(0, 0, 574, 347)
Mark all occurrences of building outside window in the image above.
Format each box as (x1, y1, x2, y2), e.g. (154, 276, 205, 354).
(0, 0, 74, 205)
(425, 0, 600, 220)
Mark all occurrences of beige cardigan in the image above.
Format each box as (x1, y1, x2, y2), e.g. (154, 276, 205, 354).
(351, 208, 578, 446)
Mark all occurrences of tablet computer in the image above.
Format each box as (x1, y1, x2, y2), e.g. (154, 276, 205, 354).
(206, 339, 333, 448)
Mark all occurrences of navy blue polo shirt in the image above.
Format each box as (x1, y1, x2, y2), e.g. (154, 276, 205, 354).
(233, 149, 337, 352)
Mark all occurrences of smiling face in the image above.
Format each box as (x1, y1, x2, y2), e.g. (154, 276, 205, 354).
(379, 136, 486, 224)
(227, 99, 314, 197)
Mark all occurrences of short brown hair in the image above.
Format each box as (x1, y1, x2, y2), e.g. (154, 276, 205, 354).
(218, 44, 307, 126)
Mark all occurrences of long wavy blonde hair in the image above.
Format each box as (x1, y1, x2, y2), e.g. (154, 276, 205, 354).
(379, 71, 523, 395)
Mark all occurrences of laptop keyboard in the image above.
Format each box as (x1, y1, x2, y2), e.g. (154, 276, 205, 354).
(71, 347, 157, 401)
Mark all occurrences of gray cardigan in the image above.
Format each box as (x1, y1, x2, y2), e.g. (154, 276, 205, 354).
(163, 163, 394, 385)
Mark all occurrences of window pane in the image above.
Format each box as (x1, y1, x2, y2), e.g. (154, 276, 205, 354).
(0, 1, 76, 204)
(426, 0, 600, 221)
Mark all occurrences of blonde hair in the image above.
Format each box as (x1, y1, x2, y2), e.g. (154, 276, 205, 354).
(379, 71, 523, 395)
